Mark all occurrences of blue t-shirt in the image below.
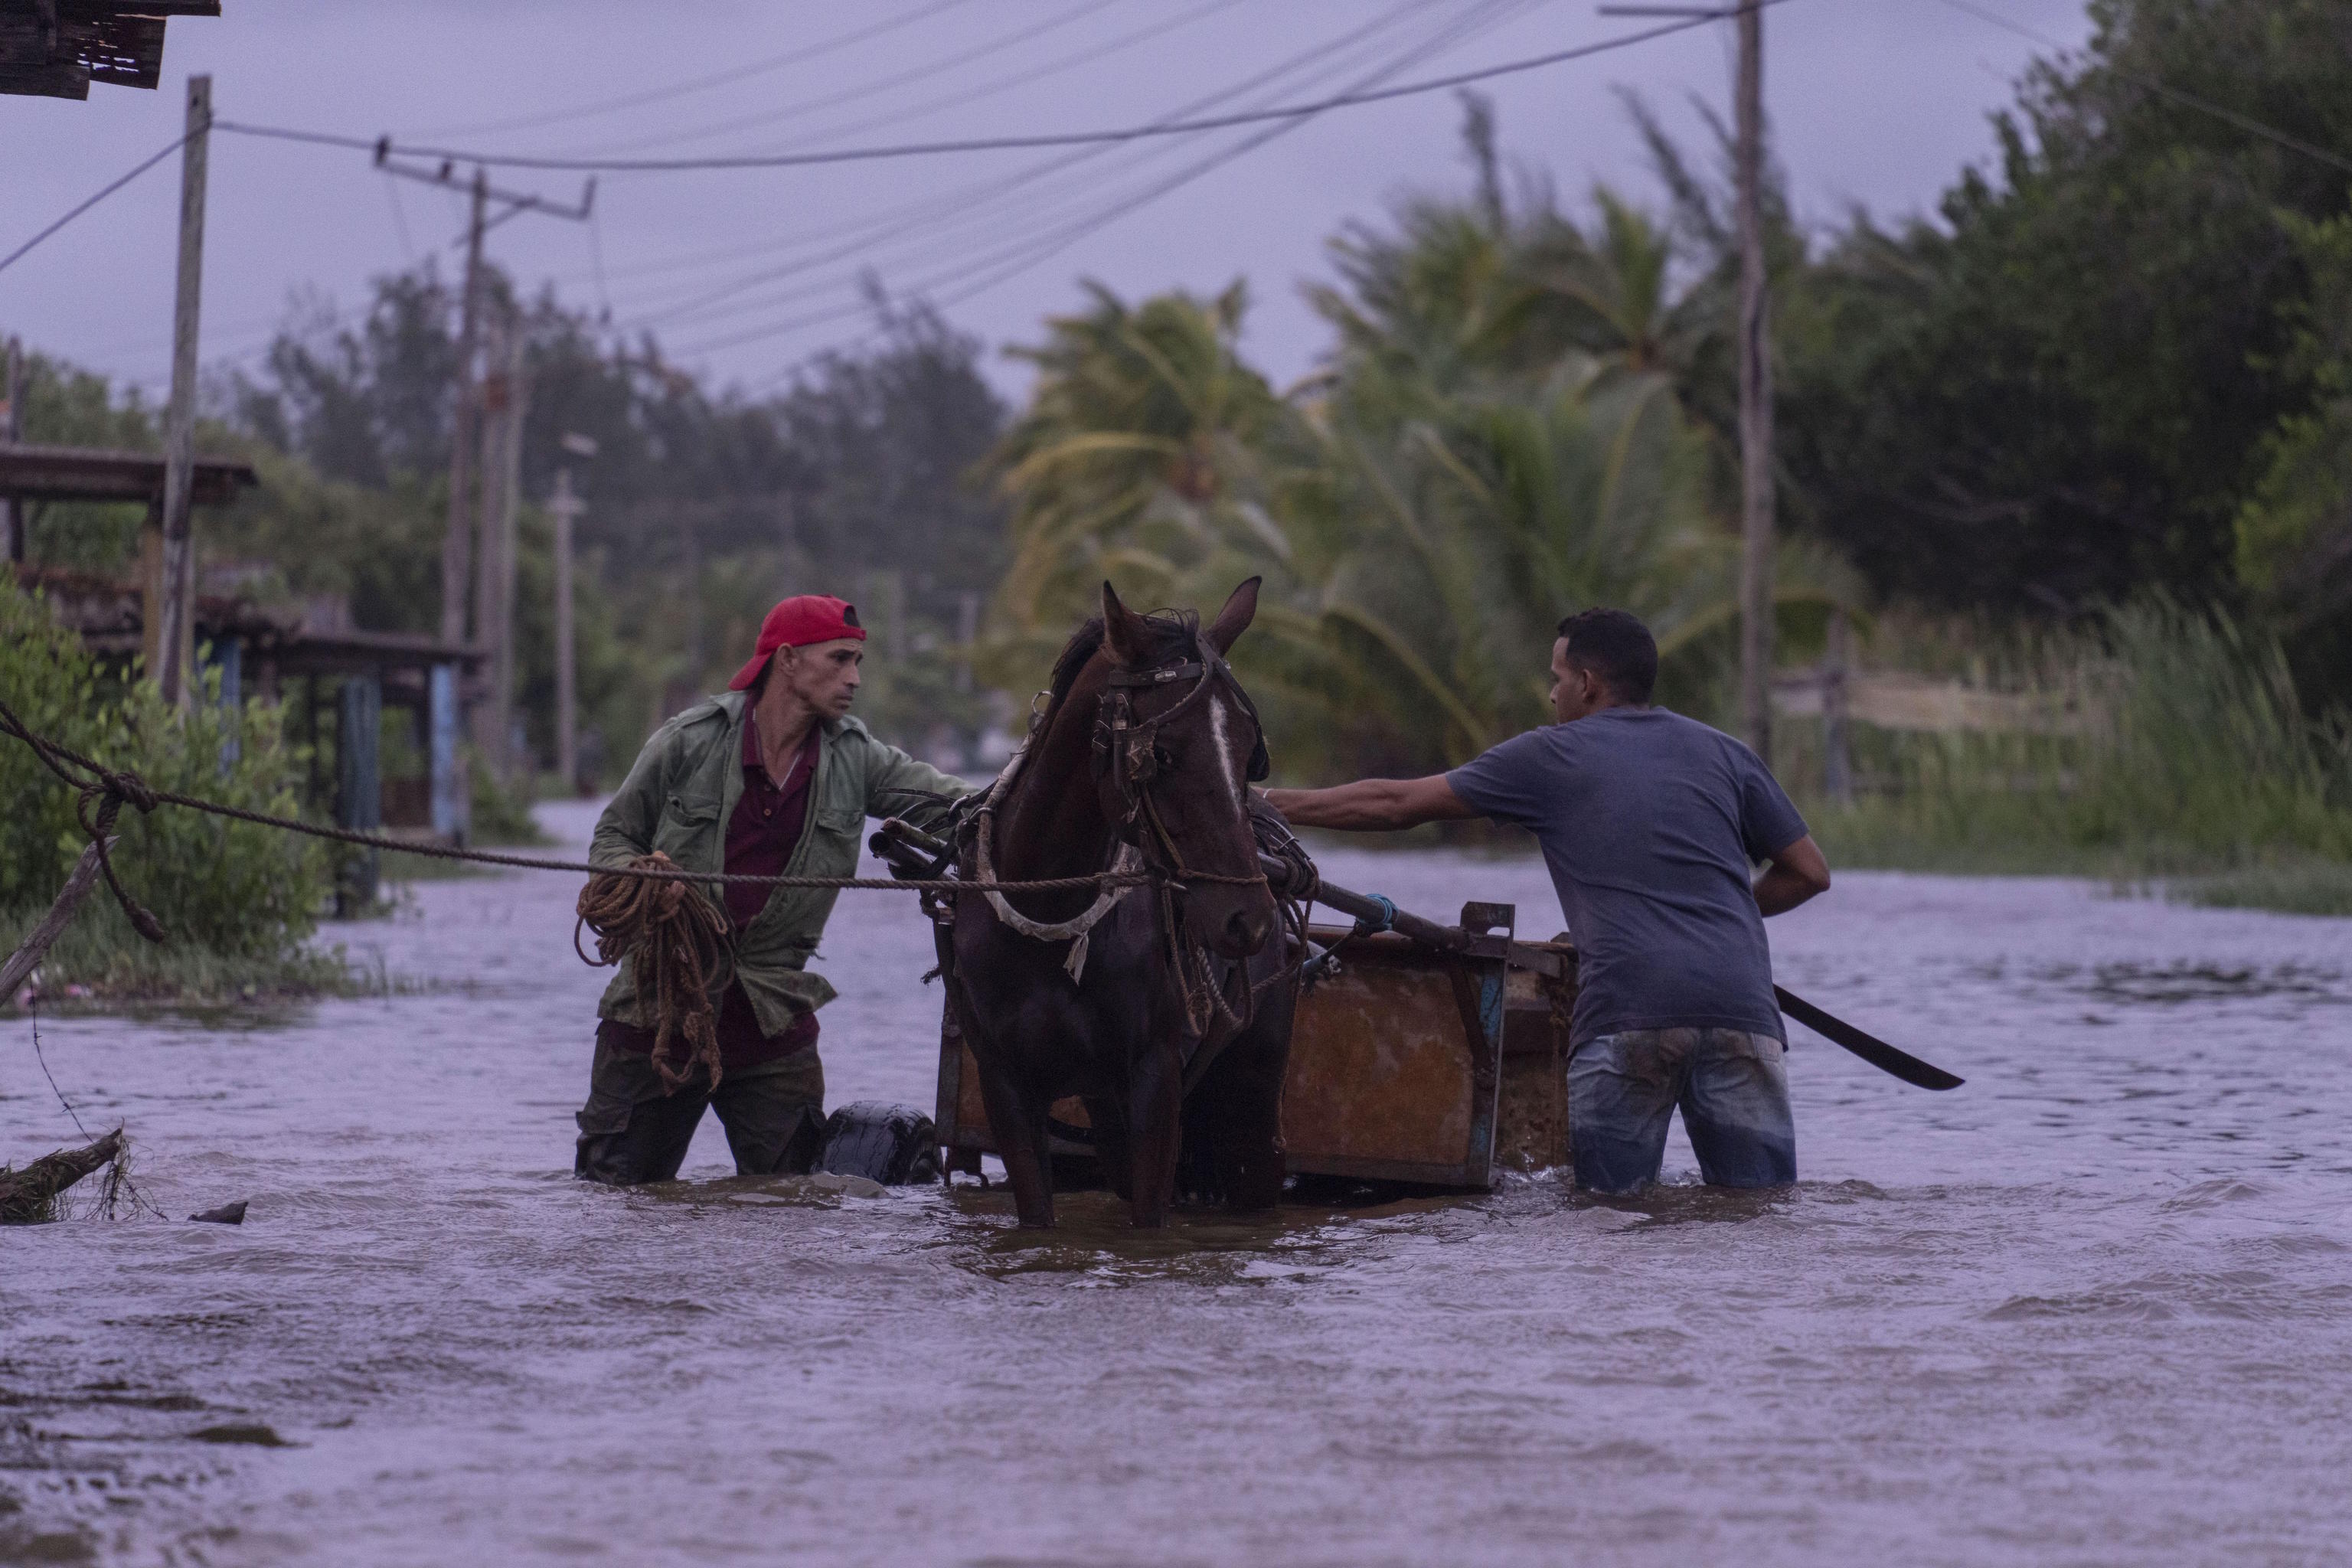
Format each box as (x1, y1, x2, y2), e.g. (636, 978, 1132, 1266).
(1447, 707, 1808, 1046)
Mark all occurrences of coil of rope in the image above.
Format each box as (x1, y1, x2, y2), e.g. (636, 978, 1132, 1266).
(574, 853, 732, 1093)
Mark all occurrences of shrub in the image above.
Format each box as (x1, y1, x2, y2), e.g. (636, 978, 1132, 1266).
(0, 576, 330, 968)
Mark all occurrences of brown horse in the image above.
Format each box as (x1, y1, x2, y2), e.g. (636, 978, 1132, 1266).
(946, 579, 1298, 1229)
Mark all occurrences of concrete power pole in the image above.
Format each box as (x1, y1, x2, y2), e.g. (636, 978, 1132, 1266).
(153, 72, 211, 709)
(549, 434, 596, 794)
(1733, 1, 1775, 763)
(440, 167, 488, 648)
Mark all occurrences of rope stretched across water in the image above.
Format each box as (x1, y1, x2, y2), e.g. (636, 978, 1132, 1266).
(0, 696, 1155, 911)
(1, 694, 1157, 1096)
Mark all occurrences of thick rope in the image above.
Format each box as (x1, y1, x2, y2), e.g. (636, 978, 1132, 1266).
(0, 696, 1153, 949)
(574, 855, 731, 1094)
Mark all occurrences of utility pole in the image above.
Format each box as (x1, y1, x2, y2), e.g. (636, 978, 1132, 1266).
(1599, 2, 1775, 759)
(3, 336, 22, 564)
(440, 165, 488, 648)
(1823, 606, 1853, 805)
(550, 433, 596, 795)
(470, 311, 526, 781)
(372, 145, 592, 653)
(153, 72, 210, 709)
(1733, 0, 1775, 763)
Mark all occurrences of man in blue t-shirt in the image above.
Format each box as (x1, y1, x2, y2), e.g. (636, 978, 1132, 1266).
(1263, 609, 1831, 1193)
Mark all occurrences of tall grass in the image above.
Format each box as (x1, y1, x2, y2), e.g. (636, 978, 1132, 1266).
(1802, 600, 2352, 893)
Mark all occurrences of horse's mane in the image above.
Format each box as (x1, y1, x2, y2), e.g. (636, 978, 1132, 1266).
(1037, 607, 1200, 728)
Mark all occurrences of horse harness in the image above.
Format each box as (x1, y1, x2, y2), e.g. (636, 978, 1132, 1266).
(950, 622, 1307, 1065)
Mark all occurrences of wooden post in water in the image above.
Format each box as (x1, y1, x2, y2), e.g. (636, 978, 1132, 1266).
(154, 73, 211, 709)
(0, 840, 115, 1001)
(337, 675, 382, 913)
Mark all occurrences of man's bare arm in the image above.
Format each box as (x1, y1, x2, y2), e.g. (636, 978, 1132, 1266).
(1754, 834, 1831, 916)
(1261, 776, 1478, 832)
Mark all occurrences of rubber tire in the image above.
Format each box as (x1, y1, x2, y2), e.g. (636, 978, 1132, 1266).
(817, 1101, 942, 1186)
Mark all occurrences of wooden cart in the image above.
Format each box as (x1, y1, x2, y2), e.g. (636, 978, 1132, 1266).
(933, 900, 1579, 1191)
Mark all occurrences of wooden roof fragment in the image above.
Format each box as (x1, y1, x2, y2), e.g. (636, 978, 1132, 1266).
(0, 1, 221, 100)
(0, 441, 256, 505)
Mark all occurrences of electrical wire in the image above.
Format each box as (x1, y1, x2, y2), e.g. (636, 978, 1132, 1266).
(1936, 0, 2352, 176)
(571, 0, 1122, 160)
(704, 0, 1540, 378)
(622, 0, 1450, 334)
(0, 130, 191, 278)
(779, 0, 1251, 158)
(211, 3, 1794, 175)
(544, 0, 1312, 312)
(403, 0, 982, 141)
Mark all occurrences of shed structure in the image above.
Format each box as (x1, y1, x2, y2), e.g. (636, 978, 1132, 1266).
(3, 439, 482, 908)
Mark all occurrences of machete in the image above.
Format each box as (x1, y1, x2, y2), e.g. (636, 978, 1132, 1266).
(1772, 985, 1963, 1090)
(1268, 854, 1966, 1093)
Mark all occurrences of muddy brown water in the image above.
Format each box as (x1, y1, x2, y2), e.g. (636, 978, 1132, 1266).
(5, 800, 2351, 1566)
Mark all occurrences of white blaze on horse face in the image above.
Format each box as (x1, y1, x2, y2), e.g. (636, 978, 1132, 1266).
(1207, 692, 1245, 812)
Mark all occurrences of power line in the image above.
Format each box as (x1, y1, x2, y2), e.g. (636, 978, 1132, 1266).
(573, 0, 1122, 160)
(626, 0, 1453, 335)
(717, 0, 1542, 381)
(776, 0, 1252, 158)
(1937, 0, 2352, 177)
(562, 0, 1308, 315)
(402, 0, 982, 141)
(0, 130, 191, 278)
(652, 0, 1511, 356)
(212, 4, 1792, 175)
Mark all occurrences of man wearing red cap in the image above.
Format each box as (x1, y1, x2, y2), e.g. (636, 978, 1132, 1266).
(573, 594, 970, 1185)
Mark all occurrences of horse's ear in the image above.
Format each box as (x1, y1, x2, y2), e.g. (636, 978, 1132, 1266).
(1101, 580, 1150, 668)
(1206, 576, 1261, 655)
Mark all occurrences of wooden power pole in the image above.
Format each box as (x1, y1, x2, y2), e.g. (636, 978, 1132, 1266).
(439, 166, 488, 648)
(1733, 1, 1775, 763)
(470, 312, 526, 780)
(1599, 2, 1775, 758)
(152, 71, 210, 708)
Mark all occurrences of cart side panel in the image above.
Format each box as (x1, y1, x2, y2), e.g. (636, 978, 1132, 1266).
(1283, 956, 1474, 1168)
(1282, 929, 1504, 1187)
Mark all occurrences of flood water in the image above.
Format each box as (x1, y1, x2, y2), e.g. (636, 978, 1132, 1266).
(5, 799, 2351, 1566)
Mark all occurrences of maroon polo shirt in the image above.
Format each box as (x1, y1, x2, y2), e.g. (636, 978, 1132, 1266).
(600, 707, 821, 1071)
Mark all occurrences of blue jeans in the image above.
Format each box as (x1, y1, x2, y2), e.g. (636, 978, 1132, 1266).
(1568, 1027, 1796, 1193)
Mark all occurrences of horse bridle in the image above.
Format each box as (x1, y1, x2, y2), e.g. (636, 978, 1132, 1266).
(1090, 622, 1271, 892)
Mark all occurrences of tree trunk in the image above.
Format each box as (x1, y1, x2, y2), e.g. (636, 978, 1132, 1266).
(0, 1128, 125, 1223)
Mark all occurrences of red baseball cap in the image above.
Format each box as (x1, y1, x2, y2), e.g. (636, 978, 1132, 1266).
(727, 594, 865, 691)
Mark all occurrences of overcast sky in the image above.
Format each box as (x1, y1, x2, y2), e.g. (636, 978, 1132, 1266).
(3, 0, 2093, 407)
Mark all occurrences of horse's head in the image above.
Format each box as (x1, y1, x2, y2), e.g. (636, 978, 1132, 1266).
(1093, 577, 1278, 959)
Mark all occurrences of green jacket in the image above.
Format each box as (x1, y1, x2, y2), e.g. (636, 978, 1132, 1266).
(589, 691, 969, 1036)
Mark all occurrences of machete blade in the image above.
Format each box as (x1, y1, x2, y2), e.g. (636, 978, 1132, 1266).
(1774, 985, 1964, 1091)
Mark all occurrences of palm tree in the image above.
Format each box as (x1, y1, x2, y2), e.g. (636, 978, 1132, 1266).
(982, 282, 1302, 684)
